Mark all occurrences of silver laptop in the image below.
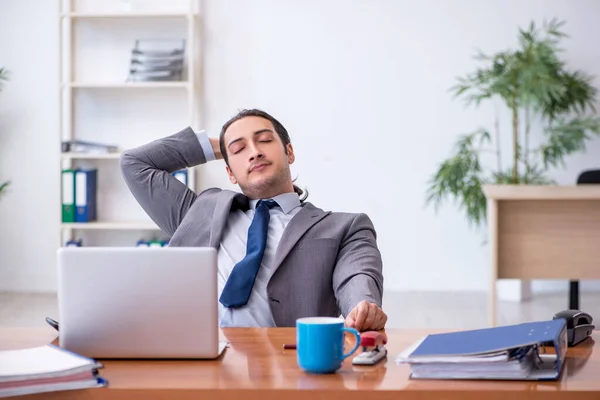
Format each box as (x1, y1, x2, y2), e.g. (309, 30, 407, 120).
(57, 247, 226, 359)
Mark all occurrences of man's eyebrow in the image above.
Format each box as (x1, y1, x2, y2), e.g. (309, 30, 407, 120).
(227, 129, 274, 148)
(254, 128, 274, 136)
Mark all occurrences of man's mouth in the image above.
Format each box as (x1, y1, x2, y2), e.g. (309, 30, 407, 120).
(249, 162, 270, 173)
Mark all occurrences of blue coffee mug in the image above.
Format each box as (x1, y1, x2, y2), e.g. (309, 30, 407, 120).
(296, 317, 361, 373)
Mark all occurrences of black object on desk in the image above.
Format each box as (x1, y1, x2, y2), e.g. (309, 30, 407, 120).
(571, 169, 600, 310)
(553, 310, 594, 347)
(45, 317, 59, 332)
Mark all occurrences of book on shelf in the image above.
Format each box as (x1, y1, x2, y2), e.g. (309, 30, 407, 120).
(62, 168, 97, 223)
(396, 319, 568, 381)
(0, 344, 107, 398)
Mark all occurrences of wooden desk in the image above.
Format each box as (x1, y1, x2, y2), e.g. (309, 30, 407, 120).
(484, 184, 600, 326)
(1, 327, 599, 400)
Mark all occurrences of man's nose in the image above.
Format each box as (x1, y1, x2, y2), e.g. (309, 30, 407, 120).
(248, 144, 264, 161)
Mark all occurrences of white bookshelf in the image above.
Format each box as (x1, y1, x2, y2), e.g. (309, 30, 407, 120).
(61, 153, 122, 161)
(59, 0, 200, 246)
(62, 12, 190, 19)
(66, 82, 190, 89)
(62, 222, 159, 230)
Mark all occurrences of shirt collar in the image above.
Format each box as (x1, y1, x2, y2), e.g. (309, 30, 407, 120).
(249, 192, 301, 214)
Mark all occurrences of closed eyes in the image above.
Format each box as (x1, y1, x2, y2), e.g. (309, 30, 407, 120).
(232, 140, 272, 155)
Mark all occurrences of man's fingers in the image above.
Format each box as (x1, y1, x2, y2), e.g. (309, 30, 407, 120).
(344, 313, 355, 328)
(363, 303, 377, 329)
(349, 301, 388, 331)
(353, 301, 369, 330)
(374, 310, 387, 330)
(345, 306, 357, 328)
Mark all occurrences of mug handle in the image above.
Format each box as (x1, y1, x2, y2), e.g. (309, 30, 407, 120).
(341, 327, 361, 359)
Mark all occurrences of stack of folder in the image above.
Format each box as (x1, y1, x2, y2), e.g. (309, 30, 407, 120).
(396, 319, 568, 380)
(128, 39, 185, 82)
(0, 344, 107, 397)
(62, 169, 97, 223)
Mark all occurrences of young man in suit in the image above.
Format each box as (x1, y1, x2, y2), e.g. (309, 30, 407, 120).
(120, 109, 386, 331)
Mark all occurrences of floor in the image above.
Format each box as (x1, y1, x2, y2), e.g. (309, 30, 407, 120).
(2, 290, 598, 329)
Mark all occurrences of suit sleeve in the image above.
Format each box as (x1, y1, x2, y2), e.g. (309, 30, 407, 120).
(119, 126, 209, 236)
(332, 213, 384, 318)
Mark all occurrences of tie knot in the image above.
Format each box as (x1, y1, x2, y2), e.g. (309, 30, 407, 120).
(257, 199, 278, 210)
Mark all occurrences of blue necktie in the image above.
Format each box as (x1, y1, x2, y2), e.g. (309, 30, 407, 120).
(219, 199, 278, 308)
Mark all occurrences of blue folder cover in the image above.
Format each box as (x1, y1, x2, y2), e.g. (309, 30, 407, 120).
(75, 169, 97, 223)
(402, 319, 568, 381)
(411, 319, 566, 357)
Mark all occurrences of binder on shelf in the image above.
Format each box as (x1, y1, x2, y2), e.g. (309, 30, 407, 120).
(61, 140, 118, 154)
(75, 169, 97, 223)
(172, 169, 188, 186)
(0, 344, 107, 397)
(136, 239, 169, 247)
(61, 169, 76, 223)
(396, 319, 568, 381)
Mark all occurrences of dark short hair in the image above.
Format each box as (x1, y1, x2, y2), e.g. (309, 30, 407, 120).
(219, 109, 307, 201)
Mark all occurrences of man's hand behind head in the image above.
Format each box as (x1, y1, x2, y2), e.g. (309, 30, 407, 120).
(209, 137, 223, 160)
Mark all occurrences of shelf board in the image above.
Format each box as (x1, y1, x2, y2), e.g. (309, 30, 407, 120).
(62, 12, 194, 19)
(62, 222, 160, 230)
(65, 82, 190, 89)
(62, 153, 122, 160)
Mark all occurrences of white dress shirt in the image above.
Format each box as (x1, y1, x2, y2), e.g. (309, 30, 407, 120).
(195, 130, 303, 327)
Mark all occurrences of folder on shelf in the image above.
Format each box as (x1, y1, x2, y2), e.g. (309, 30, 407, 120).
(172, 169, 188, 186)
(0, 344, 107, 397)
(75, 169, 97, 223)
(136, 239, 169, 247)
(61, 169, 76, 223)
(396, 319, 568, 381)
(62, 140, 118, 154)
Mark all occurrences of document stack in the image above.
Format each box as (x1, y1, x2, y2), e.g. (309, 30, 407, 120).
(0, 344, 106, 398)
(128, 39, 185, 82)
(396, 319, 568, 381)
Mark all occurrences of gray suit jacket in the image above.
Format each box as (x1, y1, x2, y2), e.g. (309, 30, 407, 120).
(119, 127, 384, 327)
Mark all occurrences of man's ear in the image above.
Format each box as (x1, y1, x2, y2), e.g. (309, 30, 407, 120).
(226, 166, 237, 184)
(286, 143, 295, 164)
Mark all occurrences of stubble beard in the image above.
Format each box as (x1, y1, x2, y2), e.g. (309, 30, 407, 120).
(240, 166, 292, 200)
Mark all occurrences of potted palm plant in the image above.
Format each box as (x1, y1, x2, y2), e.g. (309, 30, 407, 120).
(426, 19, 600, 228)
(0, 67, 9, 198)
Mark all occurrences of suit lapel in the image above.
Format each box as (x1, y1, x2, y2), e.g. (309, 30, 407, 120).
(208, 191, 248, 248)
(271, 202, 330, 274)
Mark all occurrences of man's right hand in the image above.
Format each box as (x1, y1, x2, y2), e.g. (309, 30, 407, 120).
(209, 137, 223, 160)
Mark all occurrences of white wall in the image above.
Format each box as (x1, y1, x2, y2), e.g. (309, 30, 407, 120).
(0, 0, 59, 291)
(1, 0, 600, 293)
